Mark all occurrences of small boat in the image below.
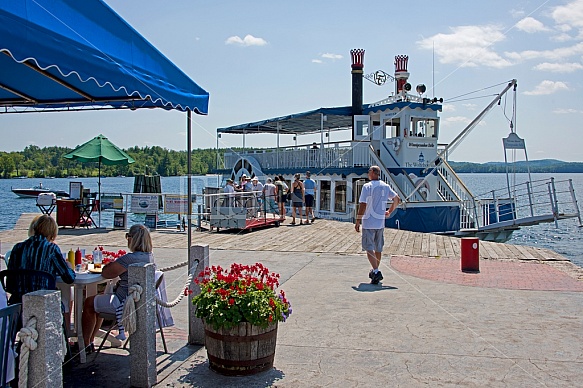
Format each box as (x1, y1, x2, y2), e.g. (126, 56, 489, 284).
(11, 183, 69, 199)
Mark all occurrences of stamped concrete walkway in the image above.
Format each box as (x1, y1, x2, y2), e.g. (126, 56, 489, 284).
(2, 215, 582, 387)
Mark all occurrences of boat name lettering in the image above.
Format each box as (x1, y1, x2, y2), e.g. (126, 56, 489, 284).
(404, 162, 430, 168)
(407, 142, 435, 149)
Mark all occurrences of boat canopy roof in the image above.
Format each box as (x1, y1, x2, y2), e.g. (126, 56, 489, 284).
(0, 0, 209, 113)
(217, 101, 440, 135)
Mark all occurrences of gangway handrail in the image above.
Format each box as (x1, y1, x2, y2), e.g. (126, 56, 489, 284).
(367, 144, 407, 201)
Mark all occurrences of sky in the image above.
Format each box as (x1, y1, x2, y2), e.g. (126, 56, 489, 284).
(2, 0, 583, 163)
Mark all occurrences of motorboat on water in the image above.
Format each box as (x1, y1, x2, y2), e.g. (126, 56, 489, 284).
(11, 183, 69, 198)
(213, 49, 582, 242)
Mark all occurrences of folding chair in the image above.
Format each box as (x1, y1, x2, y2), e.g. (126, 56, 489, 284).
(95, 271, 168, 358)
(0, 303, 21, 387)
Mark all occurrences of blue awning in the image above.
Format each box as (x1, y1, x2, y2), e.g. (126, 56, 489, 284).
(217, 102, 440, 135)
(0, 0, 209, 113)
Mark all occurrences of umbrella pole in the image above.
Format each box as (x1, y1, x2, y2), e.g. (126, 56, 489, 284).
(98, 162, 101, 228)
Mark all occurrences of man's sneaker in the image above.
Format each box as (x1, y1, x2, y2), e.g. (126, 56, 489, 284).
(368, 270, 374, 279)
(371, 270, 383, 284)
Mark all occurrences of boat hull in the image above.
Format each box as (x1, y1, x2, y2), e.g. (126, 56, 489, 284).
(11, 188, 69, 198)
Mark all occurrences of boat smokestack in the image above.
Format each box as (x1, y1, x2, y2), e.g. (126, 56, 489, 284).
(351, 49, 365, 116)
(394, 55, 410, 95)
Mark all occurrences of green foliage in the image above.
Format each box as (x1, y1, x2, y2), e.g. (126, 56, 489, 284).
(0, 145, 229, 178)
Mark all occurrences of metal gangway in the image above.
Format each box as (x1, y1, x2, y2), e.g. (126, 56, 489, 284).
(457, 177, 581, 241)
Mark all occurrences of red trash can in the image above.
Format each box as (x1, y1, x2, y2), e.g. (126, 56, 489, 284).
(461, 237, 480, 272)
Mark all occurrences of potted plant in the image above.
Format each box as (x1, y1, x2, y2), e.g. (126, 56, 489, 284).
(192, 262, 292, 375)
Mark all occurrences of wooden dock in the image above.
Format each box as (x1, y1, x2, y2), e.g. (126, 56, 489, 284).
(2, 213, 581, 280)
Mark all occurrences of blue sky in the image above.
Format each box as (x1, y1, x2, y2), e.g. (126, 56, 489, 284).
(2, 0, 583, 163)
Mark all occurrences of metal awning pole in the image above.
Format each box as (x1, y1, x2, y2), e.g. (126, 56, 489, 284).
(277, 124, 280, 169)
(320, 114, 324, 168)
(187, 110, 192, 262)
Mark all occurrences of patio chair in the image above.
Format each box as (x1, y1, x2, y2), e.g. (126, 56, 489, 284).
(94, 271, 168, 358)
(0, 303, 21, 387)
(0, 269, 56, 305)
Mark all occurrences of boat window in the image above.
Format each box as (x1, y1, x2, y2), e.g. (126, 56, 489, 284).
(352, 179, 367, 205)
(386, 123, 399, 138)
(355, 120, 369, 137)
(410, 118, 437, 138)
(334, 182, 347, 212)
(320, 181, 331, 211)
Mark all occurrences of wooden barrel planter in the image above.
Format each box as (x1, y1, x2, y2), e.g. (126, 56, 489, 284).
(203, 321, 278, 376)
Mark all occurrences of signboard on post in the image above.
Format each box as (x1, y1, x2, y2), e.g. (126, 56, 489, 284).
(100, 194, 123, 210)
(164, 194, 189, 214)
(69, 182, 82, 199)
(130, 194, 159, 214)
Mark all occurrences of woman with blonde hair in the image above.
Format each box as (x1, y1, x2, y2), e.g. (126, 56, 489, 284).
(81, 224, 154, 352)
(8, 215, 75, 295)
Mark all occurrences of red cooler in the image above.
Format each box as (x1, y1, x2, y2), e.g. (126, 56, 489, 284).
(461, 237, 480, 272)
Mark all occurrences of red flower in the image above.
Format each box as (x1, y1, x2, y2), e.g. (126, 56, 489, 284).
(228, 298, 235, 305)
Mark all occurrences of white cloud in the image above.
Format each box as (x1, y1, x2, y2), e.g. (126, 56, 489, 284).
(462, 103, 478, 110)
(553, 108, 583, 114)
(321, 53, 343, 60)
(225, 34, 267, 47)
(312, 59, 323, 64)
(417, 25, 512, 68)
(523, 80, 569, 95)
(505, 42, 583, 62)
(442, 105, 456, 112)
(515, 17, 549, 33)
(443, 116, 470, 123)
(552, 32, 575, 42)
(551, 0, 583, 29)
(533, 62, 583, 72)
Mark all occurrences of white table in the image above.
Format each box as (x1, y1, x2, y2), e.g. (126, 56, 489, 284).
(58, 272, 122, 363)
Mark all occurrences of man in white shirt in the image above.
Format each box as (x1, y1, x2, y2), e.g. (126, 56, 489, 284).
(355, 165, 401, 284)
(262, 178, 278, 215)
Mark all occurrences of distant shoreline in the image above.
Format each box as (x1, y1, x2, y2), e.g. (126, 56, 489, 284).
(450, 159, 583, 174)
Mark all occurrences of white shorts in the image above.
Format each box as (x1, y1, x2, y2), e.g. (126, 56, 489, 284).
(93, 293, 122, 315)
(57, 284, 72, 313)
(361, 228, 385, 252)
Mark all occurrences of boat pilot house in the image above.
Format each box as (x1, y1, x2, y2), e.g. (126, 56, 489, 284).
(215, 50, 581, 242)
(217, 52, 449, 231)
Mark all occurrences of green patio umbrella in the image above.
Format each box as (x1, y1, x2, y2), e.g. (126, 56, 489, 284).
(64, 134, 135, 227)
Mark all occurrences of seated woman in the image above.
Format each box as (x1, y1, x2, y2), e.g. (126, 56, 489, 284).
(8, 215, 75, 300)
(81, 224, 154, 351)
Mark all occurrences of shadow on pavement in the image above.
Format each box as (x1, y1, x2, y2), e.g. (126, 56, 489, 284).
(352, 283, 398, 292)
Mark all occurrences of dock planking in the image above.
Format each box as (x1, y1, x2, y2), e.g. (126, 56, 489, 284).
(0, 213, 577, 269)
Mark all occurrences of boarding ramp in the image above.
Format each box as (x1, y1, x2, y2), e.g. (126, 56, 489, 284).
(460, 177, 581, 241)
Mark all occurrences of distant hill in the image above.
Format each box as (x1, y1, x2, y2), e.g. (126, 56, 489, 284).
(448, 159, 583, 173)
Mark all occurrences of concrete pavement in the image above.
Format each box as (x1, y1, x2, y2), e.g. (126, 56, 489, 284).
(64, 247, 583, 387)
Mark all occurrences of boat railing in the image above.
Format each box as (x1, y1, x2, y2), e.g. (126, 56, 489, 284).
(435, 161, 479, 229)
(223, 141, 371, 171)
(367, 145, 407, 199)
(470, 177, 582, 229)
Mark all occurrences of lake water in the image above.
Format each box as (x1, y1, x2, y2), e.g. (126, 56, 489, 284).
(1, 173, 581, 267)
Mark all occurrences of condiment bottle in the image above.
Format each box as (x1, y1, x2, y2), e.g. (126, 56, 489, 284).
(75, 248, 82, 265)
(67, 249, 75, 268)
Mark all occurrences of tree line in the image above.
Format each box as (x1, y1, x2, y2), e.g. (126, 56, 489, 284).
(0, 145, 231, 178)
(1, 145, 581, 178)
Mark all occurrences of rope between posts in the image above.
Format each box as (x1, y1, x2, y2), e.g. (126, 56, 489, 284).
(18, 316, 38, 388)
(155, 273, 193, 308)
(159, 261, 188, 272)
(121, 284, 143, 336)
